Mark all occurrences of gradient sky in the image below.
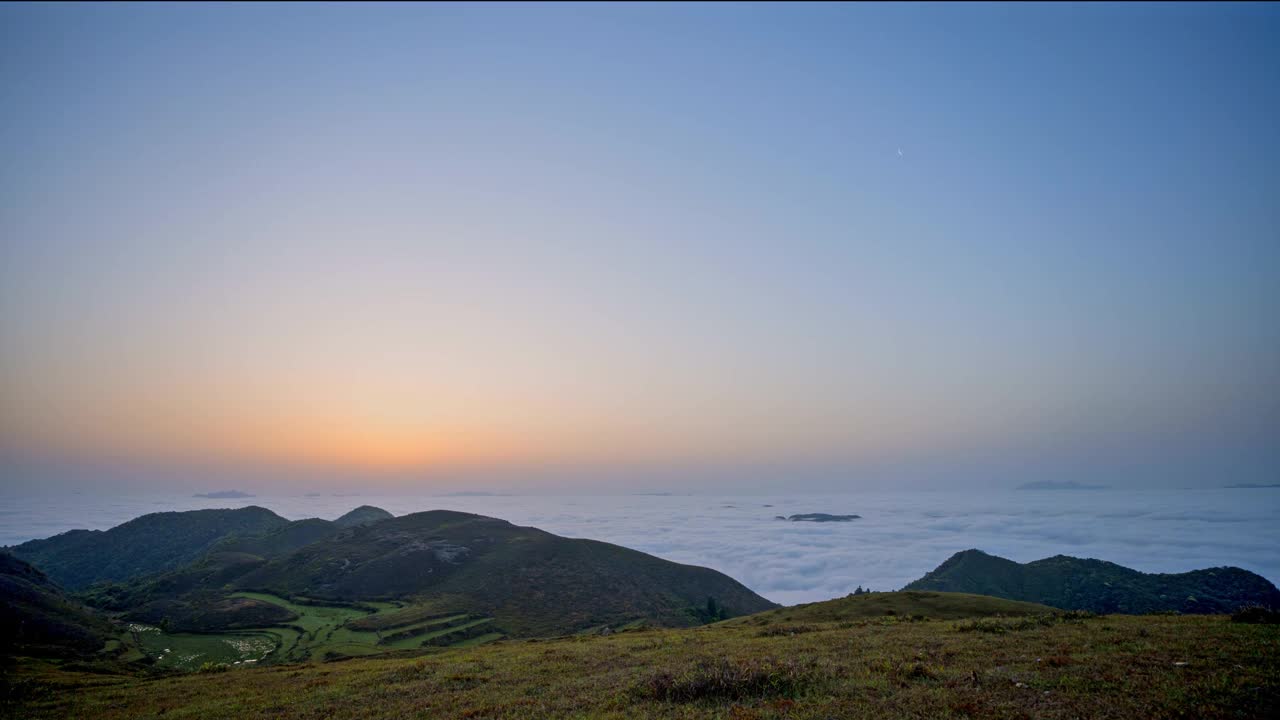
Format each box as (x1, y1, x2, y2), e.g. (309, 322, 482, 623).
(2, 2, 1277, 493)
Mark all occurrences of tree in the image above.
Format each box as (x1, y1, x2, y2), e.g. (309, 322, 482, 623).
(706, 596, 721, 621)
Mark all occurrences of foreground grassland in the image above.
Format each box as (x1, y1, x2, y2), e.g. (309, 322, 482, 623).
(6, 613, 1276, 719)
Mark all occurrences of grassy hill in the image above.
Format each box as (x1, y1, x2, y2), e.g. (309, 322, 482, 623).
(211, 519, 345, 560)
(16, 507, 775, 641)
(333, 506, 394, 528)
(85, 511, 394, 617)
(6, 597, 1276, 719)
(0, 553, 114, 658)
(231, 510, 777, 636)
(6, 507, 289, 589)
(905, 549, 1280, 614)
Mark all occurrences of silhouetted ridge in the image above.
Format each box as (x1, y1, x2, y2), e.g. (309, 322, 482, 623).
(7, 506, 289, 589)
(333, 505, 394, 528)
(905, 550, 1280, 614)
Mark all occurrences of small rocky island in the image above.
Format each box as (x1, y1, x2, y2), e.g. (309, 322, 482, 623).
(776, 513, 861, 522)
(1015, 480, 1106, 491)
(193, 490, 254, 499)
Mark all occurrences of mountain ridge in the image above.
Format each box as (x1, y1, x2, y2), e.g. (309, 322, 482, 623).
(904, 549, 1280, 614)
(6, 506, 290, 589)
(12, 507, 778, 639)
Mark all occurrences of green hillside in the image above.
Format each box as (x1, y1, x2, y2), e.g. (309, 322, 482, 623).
(905, 549, 1280, 614)
(211, 518, 344, 560)
(7, 608, 1276, 719)
(122, 590, 299, 634)
(6, 507, 289, 589)
(88, 513, 389, 615)
(230, 510, 778, 636)
(0, 553, 114, 658)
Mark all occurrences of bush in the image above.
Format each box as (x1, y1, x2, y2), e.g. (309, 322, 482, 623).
(756, 624, 818, 637)
(1058, 610, 1098, 622)
(635, 657, 829, 702)
(955, 612, 1097, 634)
(197, 662, 227, 674)
(1231, 606, 1280, 624)
(889, 661, 935, 685)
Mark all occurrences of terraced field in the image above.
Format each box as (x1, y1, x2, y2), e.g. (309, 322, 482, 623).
(124, 593, 505, 668)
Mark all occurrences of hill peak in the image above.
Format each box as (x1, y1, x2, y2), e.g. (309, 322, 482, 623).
(8, 506, 290, 589)
(333, 505, 394, 528)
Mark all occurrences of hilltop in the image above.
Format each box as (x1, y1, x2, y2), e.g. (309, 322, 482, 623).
(333, 505, 395, 527)
(6, 505, 392, 594)
(6, 507, 290, 589)
(905, 549, 1280, 614)
(211, 518, 346, 560)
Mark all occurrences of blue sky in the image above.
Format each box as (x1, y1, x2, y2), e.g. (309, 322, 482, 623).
(1, 2, 1277, 492)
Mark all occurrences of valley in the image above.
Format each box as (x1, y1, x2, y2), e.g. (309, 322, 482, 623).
(113, 592, 506, 670)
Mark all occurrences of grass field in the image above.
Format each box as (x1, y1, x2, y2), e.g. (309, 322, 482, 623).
(719, 590, 1057, 625)
(8, 606, 1276, 719)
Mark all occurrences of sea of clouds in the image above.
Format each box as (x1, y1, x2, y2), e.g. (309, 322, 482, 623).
(2, 489, 1276, 605)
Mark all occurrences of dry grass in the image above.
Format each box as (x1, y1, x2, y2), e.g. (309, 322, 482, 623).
(635, 657, 831, 702)
(4, 614, 1277, 719)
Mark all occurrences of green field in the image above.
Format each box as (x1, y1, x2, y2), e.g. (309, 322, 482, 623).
(120, 593, 504, 668)
(122, 624, 277, 671)
(14, 611, 1277, 719)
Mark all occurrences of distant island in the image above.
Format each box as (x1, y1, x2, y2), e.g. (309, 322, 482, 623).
(776, 513, 860, 522)
(1224, 483, 1280, 489)
(436, 491, 510, 497)
(1016, 480, 1107, 491)
(192, 490, 254, 499)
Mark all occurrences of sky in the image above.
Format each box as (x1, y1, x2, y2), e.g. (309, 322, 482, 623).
(1, 2, 1277, 494)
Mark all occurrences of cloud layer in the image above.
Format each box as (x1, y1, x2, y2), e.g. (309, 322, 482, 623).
(3, 490, 1276, 605)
